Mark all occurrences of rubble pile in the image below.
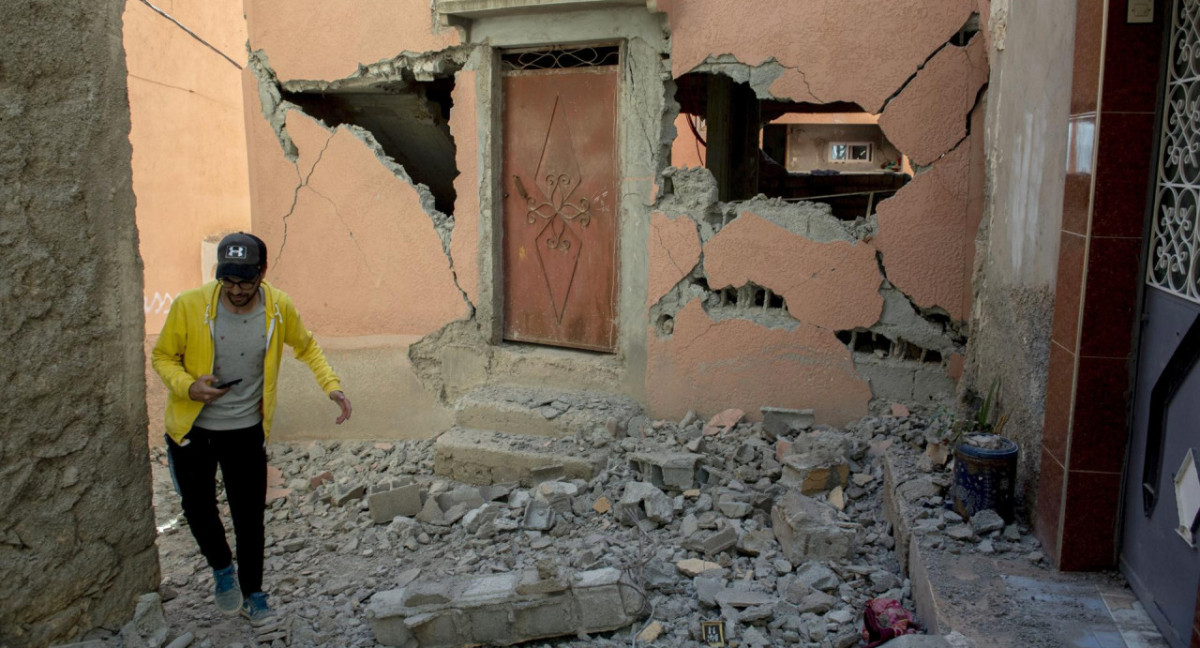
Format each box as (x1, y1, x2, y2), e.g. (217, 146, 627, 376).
(133, 409, 1045, 648)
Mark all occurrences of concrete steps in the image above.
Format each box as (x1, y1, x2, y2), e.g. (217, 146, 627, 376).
(433, 427, 610, 486)
(453, 384, 643, 439)
(435, 385, 644, 486)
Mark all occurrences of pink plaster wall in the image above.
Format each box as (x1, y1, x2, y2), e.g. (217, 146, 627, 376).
(648, 211, 702, 307)
(449, 70, 480, 308)
(671, 114, 706, 168)
(253, 110, 468, 336)
(879, 35, 988, 166)
(874, 144, 975, 321)
(704, 213, 883, 330)
(646, 300, 872, 425)
(658, 0, 976, 112)
(245, 0, 459, 82)
(125, 0, 252, 333)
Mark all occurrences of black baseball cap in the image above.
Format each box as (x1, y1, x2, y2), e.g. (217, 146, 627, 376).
(215, 232, 267, 280)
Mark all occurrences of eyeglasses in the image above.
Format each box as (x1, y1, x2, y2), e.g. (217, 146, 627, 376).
(219, 277, 260, 291)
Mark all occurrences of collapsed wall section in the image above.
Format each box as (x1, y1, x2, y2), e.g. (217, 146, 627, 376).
(1, 0, 159, 645)
(648, 0, 988, 421)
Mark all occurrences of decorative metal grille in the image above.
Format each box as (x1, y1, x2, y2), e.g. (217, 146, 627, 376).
(500, 46, 620, 72)
(1149, 0, 1200, 303)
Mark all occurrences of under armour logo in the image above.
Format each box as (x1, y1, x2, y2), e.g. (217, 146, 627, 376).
(225, 245, 247, 259)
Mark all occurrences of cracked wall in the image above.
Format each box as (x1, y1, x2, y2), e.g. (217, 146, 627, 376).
(2, 0, 159, 645)
(236, 0, 989, 435)
(648, 0, 988, 422)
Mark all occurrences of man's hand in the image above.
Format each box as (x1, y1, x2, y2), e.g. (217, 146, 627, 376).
(188, 374, 231, 405)
(330, 390, 352, 424)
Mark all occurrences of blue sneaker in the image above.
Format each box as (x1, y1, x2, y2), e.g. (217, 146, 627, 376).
(240, 592, 278, 627)
(212, 565, 242, 615)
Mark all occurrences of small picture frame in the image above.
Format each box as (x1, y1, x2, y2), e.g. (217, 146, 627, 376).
(701, 620, 726, 647)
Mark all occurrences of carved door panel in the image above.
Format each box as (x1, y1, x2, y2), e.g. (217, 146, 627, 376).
(501, 63, 619, 352)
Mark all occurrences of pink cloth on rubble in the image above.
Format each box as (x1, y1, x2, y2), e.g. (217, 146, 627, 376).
(861, 598, 921, 647)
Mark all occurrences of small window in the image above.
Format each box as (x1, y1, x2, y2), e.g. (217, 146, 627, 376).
(829, 142, 873, 163)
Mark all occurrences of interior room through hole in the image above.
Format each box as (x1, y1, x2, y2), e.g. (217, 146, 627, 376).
(673, 72, 911, 219)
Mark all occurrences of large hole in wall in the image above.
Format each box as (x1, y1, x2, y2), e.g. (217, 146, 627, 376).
(674, 73, 911, 219)
(284, 76, 458, 215)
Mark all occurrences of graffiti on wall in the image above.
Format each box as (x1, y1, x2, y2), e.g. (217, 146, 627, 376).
(144, 292, 176, 315)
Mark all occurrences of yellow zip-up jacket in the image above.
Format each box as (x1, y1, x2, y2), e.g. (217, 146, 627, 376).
(152, 280, 341, 444)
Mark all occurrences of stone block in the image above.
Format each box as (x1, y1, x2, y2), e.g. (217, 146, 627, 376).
(370, 483, 423, 524)
(772, 490, 856, 562)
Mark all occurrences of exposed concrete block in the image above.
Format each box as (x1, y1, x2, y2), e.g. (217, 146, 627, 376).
(370, 483, 423, 524)
(367, 568, 641, 648)
(772, 490, 856, 562)
(628, 452, 703, 491)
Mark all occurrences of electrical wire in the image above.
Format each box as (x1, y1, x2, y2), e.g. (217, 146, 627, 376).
(135, 0, 243, 70)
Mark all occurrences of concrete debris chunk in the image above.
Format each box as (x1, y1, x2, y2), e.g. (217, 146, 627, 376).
(628, 452, 703, 491)
(676, 558, 723, 577)
(714, 587, 776, 608)
(415, 496, 446, 525)
(735, 529, 776, 556)
(369, 483, 423, 524)
(970, 509, 1005, 535)
(522, 499, 554, 531)
(702, 408, 744, 436)
(637, 620, 664, 643)
(683, 524, 738, 555)
(761, 406, 816, 437)
(772, 490, 856, 562)
(794, 563, 840, 591)
(534, 480, 578, 513)
(435, 485, 484, 512)
(780, 451, 850, 496)
(119, 593, 169, 648)
(367, 568, 641, 648)
(617, 481, 674, 526)
(333, 482, 367, 506)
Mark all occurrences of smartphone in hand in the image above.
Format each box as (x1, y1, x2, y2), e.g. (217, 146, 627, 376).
(213, 378, 242, 389)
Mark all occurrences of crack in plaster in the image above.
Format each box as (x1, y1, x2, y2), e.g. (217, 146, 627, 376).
(652, 220, 692, 280)
(250, 49, 475, 316)
(278, 131, 336, 268)
(878, 13, 983, 116)
(306, 185, 377, 276)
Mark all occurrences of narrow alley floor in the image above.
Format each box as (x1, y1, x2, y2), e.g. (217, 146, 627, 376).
(126, 412, 1171, 648)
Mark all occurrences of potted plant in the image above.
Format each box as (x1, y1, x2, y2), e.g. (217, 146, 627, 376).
(950, 379, 1019, 522)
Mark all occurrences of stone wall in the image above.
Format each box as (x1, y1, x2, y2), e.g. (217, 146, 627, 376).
(0, 1, 160, 646)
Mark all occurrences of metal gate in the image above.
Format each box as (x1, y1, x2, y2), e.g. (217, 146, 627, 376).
(500, 46, 620, 352)
(1123, 3, 1200, 645)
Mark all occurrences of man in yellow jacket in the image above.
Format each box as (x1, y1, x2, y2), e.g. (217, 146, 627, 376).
(152, 232, 351, 626)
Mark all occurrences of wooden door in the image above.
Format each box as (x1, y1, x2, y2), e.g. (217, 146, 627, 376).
(501, 60, 619, 352)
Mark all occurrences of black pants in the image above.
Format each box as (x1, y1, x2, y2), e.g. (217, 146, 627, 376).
(167, 423, 266, 596)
